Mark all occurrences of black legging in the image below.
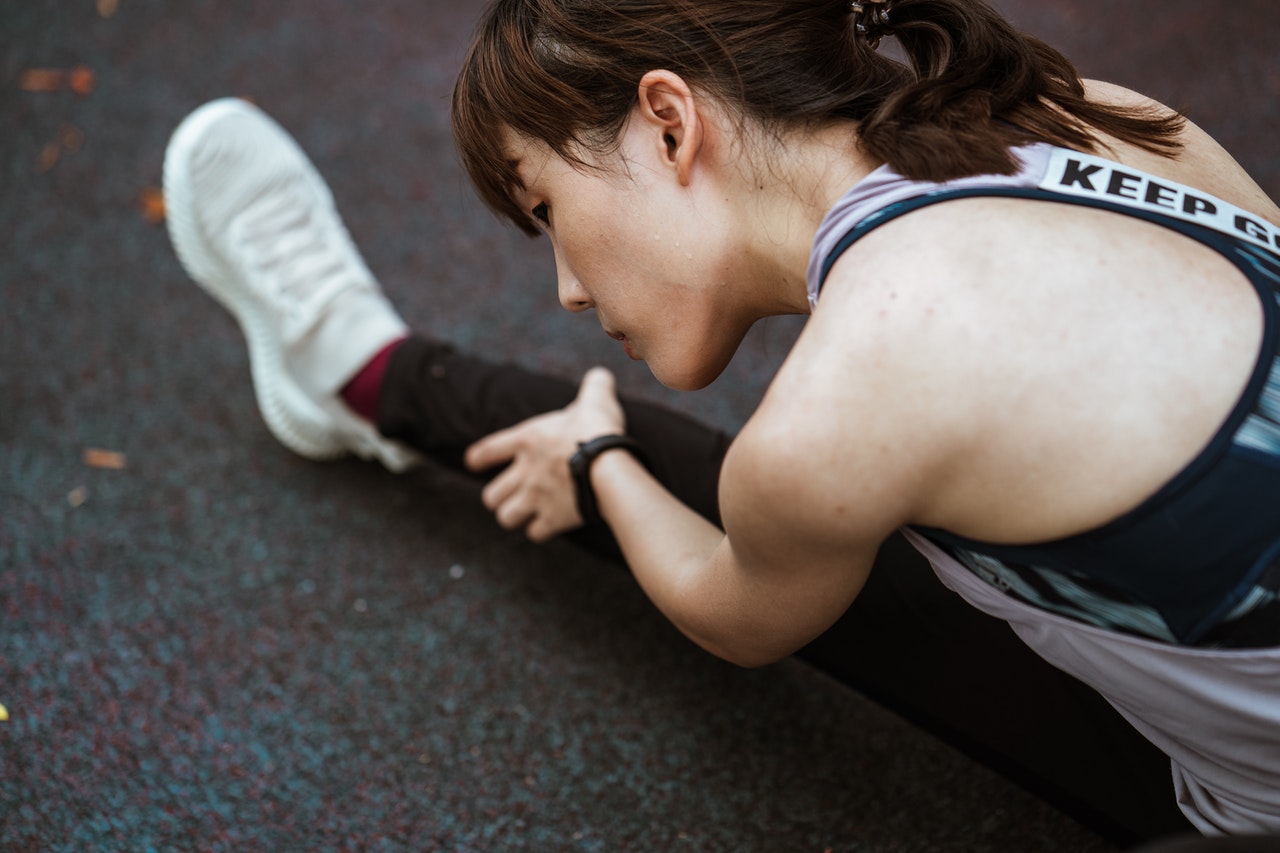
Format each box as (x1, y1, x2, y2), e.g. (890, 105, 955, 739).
(377, 335, 1194, 845)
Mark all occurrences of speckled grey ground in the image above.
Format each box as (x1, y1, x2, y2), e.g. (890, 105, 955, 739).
(2, 1, 1276, 850)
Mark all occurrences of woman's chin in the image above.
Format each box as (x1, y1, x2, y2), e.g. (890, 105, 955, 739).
(648, 354, 732, 392)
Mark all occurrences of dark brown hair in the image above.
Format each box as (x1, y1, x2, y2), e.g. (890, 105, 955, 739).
(452, 0, 1185, 236)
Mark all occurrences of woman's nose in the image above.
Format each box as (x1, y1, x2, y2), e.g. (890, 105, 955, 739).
(555, 256, 592, 313)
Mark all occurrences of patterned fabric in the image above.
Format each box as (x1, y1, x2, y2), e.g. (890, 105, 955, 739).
(935, 239, 1280, 649)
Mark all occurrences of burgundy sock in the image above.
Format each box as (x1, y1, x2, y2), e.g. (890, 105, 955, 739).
(340, 337, 405, 423)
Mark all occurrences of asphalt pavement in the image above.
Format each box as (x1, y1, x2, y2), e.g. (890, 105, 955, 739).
(2, 1, 1276, 850)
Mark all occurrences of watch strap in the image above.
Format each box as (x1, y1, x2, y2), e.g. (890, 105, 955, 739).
(568, 434, 651, 527)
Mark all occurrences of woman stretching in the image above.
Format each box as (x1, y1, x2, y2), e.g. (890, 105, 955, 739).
(164, 0, 1280, 840)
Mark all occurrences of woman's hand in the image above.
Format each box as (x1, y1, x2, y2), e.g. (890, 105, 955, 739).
(464, 367, 626, 541)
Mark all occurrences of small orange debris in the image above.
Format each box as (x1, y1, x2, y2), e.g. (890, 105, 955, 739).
(19, 65, 96, 96)
(35, 141, 61, 174)
(68, 65, 96, 97)
(82, 448, 127, 470)
(34, 124, 86, 175)
(68, 486, 89, 507)
(19, 68, 65, 92)
(137, 187, 166, 225)
(97, 0, 119, 17)
(59, 124, 85, 153)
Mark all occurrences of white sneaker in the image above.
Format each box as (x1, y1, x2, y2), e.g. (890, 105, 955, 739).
(164, 98, 421, 472)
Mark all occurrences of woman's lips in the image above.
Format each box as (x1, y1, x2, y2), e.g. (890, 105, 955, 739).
(605, 328, 637, 360)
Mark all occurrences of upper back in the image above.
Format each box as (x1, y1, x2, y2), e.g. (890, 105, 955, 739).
(746, 82, 1280, 549)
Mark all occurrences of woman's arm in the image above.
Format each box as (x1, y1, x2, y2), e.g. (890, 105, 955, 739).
(463, 240, 983, 667)
(464, 366, 881, 666)
(466, 344, 923, 667)
(588, 418, 890, 667)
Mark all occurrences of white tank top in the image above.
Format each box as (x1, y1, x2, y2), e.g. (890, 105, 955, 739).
(807, 144, 1280, 835)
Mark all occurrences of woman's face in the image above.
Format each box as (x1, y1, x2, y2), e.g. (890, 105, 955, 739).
(504, 125, 755, 391)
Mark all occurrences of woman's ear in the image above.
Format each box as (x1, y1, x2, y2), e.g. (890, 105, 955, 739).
(636, 70, 703, 187)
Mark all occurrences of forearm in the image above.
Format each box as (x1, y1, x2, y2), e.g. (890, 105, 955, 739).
(463, 368, 865, 665)
(589, 448, 772, 665)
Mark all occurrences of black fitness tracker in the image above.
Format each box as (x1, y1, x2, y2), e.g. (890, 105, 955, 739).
(568, 434, 651, 527)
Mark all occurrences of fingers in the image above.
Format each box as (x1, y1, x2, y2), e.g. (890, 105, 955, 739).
(495, 496, 537, 534)
(576, 365, 616, 404)
(465, 365, 620, 542)
(466, 366, 620, 473)
(524, 515, 562, 544)
(464, 422, 524, 472)
(479, 456, 581, 539)
(479, 464, 519, 515)
(481, 467, 537, 532)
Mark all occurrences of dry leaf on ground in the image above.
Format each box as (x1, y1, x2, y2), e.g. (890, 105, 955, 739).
(19, 68, 65, 92)
(82, 448, 127, 470)
(19, 65, 95, 96)
(137, 187, 166, 224)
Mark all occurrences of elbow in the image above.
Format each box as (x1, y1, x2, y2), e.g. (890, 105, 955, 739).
(678, 611, 798, 668)
(669, 589, 802, 668)
(699, 637, 790, 669)
(726, 651, 785, 669)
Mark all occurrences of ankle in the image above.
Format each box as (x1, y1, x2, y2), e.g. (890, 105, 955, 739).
(340, 337, 405, 423)
(285, 282, 409, 397)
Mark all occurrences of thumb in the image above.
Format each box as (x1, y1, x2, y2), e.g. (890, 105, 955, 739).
(575, 366, 617, 406)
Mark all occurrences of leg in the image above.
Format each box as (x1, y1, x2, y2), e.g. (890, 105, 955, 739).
(803, 534, 1192, 844)
(375, 337, 728, 521)
(164, 98, 1189, 846)
(374, 335, 729, 559)
(372, 338, 1190, 843)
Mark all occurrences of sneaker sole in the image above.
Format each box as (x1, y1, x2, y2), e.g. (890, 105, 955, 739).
(164, 98, 348, 461)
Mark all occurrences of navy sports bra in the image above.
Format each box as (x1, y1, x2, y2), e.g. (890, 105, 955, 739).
(813, 149, 1280, 649)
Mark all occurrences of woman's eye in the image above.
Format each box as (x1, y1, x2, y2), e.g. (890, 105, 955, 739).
(531, 202, 550, 226)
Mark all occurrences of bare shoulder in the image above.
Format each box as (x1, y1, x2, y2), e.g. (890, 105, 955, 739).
(1083, 79, 1280, 222)
(723, 235, 983, 551)
(702, 249, 970, 628)
(1081, 78, 1165, 112)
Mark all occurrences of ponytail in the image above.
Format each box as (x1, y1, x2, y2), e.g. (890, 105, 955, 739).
(453, 0, 1185, 234)
(857, 0, 1184, 181)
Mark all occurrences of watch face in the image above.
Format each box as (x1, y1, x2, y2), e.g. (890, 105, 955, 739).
(570, 441, 594, 475)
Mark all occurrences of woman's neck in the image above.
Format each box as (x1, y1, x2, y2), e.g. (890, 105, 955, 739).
(738, 121, 882, 315)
